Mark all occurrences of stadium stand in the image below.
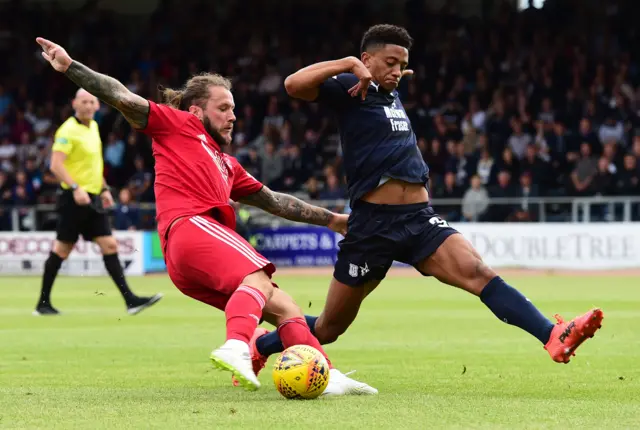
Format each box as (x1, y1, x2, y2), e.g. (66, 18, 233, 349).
(1, 0, 639, 232)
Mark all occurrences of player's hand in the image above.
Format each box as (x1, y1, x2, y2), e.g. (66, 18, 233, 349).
(73, 188, 91, 206)
(36, 37, 73, 73)
(327, 213, 348, 236)
(348, 59, 373, 101)
(101, 190, 115, 209)
(401, 69, 414, 79)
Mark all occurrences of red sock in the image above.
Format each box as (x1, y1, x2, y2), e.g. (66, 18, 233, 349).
(277, 317, 333, 368)
(225, 285, 266, 343)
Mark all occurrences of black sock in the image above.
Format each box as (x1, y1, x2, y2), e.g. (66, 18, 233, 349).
(103, 253, 135, 305)
(38, 252, 63, 305)
(480, 276, 555, 344)
(255, 315, 319, 357)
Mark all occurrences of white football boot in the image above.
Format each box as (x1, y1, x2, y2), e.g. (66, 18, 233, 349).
(321, 369, 378, 396)
(210, 339, 260, 391)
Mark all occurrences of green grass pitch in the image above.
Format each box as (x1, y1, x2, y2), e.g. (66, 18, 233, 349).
(1, 273, 639, 429)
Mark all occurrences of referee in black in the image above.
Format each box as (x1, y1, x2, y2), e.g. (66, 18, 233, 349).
(34, 89, 162, 316)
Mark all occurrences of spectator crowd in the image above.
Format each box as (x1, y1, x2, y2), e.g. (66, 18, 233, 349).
(1, 0, 640, 231)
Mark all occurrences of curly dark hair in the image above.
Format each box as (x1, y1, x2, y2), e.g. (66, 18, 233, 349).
(360, 24, 413, 54)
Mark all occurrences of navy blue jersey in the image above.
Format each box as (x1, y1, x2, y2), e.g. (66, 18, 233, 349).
(317, 73, 429, 203)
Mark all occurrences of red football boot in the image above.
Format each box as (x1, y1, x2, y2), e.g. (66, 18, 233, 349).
(544, 308, 604, 363)
(232, 327, 269, 387)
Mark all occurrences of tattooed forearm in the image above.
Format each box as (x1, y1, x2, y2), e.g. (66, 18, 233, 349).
(65, 61, 149, 129)
(239, 187, 333, 226)
(64, 61, 125, 107)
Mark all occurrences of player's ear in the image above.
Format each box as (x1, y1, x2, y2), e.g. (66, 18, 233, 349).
(361, 52, 371, 67)
(188, 105, 203, 120)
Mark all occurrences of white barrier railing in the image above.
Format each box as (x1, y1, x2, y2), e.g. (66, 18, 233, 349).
(246, 195, 640, 227)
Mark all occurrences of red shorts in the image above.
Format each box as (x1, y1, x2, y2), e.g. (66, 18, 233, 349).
(165, 215, 276, 311)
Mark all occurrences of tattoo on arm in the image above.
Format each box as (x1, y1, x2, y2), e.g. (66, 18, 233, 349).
(239, 186, 333, 226)
(65, 61, 149, 129)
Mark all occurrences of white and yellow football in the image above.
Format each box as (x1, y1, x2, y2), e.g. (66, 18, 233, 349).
(272, 345, 330, 399)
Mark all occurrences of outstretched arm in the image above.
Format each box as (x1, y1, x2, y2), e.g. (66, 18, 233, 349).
(238, 186, 347, 234)
(36, 37, 149, 129)
(284, 56, 412, 102)
(284, 57, 359, 101)
(65, 62, 149, 129)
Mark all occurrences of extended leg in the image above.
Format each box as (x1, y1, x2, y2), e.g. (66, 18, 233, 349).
(416, 233, 603, 363)
(417, 233, 555, 342)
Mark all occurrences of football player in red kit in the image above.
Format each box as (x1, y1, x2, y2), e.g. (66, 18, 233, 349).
(36, 37, 377, 396)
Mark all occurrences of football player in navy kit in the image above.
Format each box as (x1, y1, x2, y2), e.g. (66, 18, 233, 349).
(247, 24, 603, 374)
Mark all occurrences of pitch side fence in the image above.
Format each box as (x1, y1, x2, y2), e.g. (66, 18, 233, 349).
(1, 195, 640, 275)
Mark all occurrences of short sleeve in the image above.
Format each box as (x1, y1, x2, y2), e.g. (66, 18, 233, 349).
(229, 157, 264, 201)
(139, 101, 188, 137)
(51, 127, 74, 155)
(316, 73, 358, 109)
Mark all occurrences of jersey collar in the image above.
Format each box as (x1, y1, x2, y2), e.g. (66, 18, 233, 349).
(370, 81, 397, 99)
(72, 116, 91, 128)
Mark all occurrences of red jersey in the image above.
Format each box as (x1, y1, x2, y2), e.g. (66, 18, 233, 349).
(139, 101, 263, 251)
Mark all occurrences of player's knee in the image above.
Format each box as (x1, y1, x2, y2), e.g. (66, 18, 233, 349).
(442, 236, 496, 294)
(247, 281, 275, 303)
(55, 249, 71, 260)
(314, 317, 346, 345)
(460, 255, 496, 295)
(316, 328, 341, 345)
(241, 270, 275, 302)
(96, 236, 118, 255)
(53, 241, 73, 260)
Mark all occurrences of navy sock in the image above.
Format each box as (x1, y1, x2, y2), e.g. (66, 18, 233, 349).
(480, 277, 554, 344)
(255, 315, 319, 357)
(305, 315, 318, 336)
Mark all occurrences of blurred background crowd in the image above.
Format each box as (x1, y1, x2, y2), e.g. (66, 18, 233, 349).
(1, 0, 639, 232)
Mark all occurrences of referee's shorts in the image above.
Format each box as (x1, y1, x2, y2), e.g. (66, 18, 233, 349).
(55, 189, 112, 243)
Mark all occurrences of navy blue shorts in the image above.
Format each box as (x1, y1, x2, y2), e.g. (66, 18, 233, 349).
(333, 201, 459, 286)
